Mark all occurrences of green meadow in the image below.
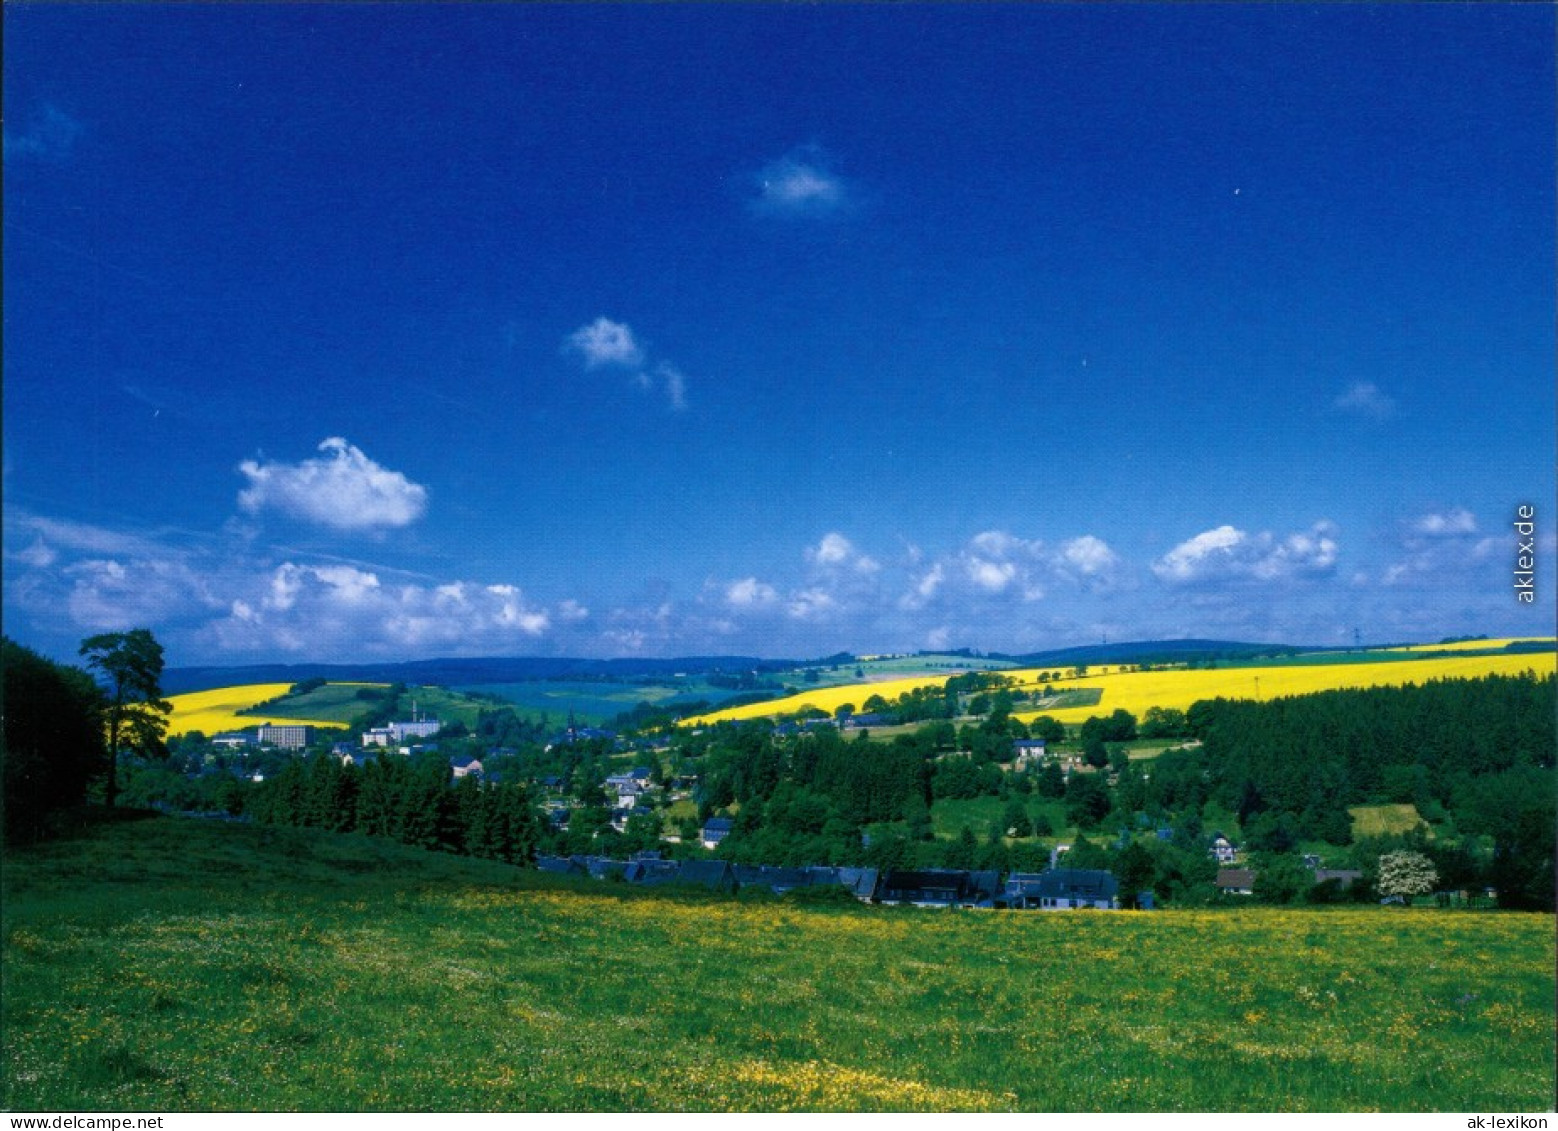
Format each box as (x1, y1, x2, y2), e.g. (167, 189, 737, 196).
(3, 815, 1553, 1112)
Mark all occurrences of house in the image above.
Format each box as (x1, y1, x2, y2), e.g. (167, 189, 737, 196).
(701, 816, 734, 849)
(836, 867, 880, 902)
(1313, 869, 1363, 891)
(535, 855, 586, 876)
(874, 870, 1001, 908)
(733, 864, 816, 895)
(450, 754, 483, 780)
(675, 859, 737, 893)
(840, 712, 893, 729)
(211, 732, 254, 749)
(580, 856, 628, 882)
(1012, 738, 1048, 766)
(1210, 836, 1238, 865)
(605, 768, 656, 807)
(623, 858, 680, 885)
(605, 768, 653, 789)
(1005, 869, 1119, 910)
(611, 805, 652, 832)
(1216, 868, 1256, 896)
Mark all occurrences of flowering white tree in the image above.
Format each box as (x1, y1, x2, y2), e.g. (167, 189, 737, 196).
(1377, 850, 1439, 904)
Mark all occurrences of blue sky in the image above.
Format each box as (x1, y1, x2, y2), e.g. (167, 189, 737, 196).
(5, 3, 1554, 666)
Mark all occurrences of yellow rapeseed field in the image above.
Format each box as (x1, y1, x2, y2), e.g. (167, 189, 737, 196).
(166, 683, 348, 736)
(1382, 637, 1546, 653)
(1009, 651, 1555, 724)
(686, 646, 1554, 727)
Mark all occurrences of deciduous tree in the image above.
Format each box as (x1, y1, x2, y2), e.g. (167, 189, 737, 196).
(1377, 850, 1439, 905)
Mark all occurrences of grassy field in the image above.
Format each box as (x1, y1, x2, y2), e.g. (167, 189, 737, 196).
(3, 816, 1553, 1112)
(1349, 804, 1430, 840)
(457, 679, 748, 725)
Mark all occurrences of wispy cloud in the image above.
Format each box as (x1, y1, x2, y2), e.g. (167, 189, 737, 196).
(751, 145, 851, 218)
(1373, 508, 1497, 588)
(1411, 508, 1478, 537)
(563, 319, 689, 412)
(1333, 381, 1397, 420)
(657, 364, 689, 413)
(237, 438, 429, 533)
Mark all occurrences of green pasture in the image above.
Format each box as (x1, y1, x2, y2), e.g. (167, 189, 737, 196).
(1349, 804, 1431, 840)
(3, 815, 1552, 1112)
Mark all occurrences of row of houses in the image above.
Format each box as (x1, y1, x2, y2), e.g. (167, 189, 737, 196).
(535, 854, 1128, 910)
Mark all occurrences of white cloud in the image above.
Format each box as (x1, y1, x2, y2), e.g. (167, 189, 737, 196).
(812, 533, 853, 565)
(212, 564, 560, 655)
(487, 584, 550, 635)
(1058, 535, 1120, 577)
(564, 317, 644, 369)
(965, 556, 1018, 593)
(1153, 522, 1339, 584)
(237, 438, 428, 532)
(1411, 508, 1478, 537)
(752, 146, 850, 217)
(1333, 381, 1397, 420)
(807, 532, 879, 574)
(726, 577, 779, 608)
(787, 587, 838, 622)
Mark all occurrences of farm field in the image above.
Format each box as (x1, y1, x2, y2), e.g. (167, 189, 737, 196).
(687, 648, 1555, 727)
(166, 682, 504, 738)
(1008, 651, 1558, 724)
(3, 816, 1553, 1113)
(164, 684, 351, 737)
(1349, 804, 1431, 840)
(684, 666, 1132, 726)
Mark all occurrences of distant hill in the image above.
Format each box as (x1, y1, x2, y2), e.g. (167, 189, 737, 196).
(162, 654, 798, 695)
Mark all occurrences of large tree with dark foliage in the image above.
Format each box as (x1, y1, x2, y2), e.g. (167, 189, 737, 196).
(79, 629, 172, 808)
(2, 638, 106, 842)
